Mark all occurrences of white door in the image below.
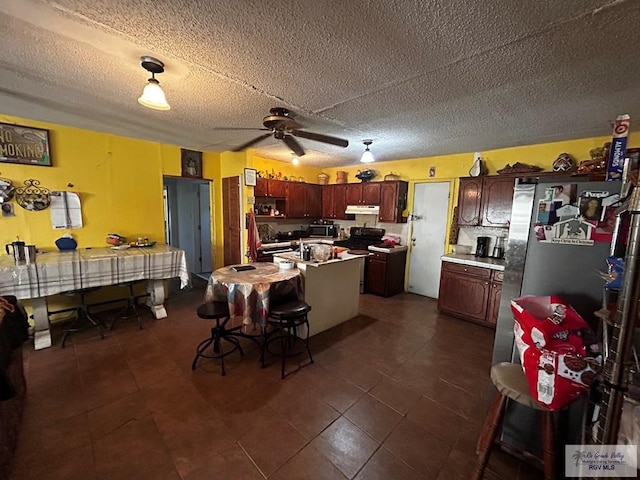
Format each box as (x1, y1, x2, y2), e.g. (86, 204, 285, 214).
(408, 182, 450, 298)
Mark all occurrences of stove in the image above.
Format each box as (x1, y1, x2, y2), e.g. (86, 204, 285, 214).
(334, 227, 385, 251)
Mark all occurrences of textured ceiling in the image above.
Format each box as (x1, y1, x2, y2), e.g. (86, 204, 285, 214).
(0, 0, 639, 167)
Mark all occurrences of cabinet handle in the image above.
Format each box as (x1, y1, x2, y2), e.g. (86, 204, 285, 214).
(464, 268, 468, 272)
(485, 282, 489, 285)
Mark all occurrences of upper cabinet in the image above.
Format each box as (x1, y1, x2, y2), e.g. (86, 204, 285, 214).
(457, 176, 515, 228)
(321, 184, 348, 220)
(346, 183, 381, 205)
(379, 181, 408, 223)
(286, 183, 322, 219)
(254, 178, 287, 198)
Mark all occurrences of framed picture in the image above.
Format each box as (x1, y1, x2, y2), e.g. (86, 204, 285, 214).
(244, 168, 257, 187)
(0, 122, 52, 166)
(181, 149, 203, 178)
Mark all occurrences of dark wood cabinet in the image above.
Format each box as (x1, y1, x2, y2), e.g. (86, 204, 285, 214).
(487, 280, 502, 326)
(346, 183, 381, 205)
(286, 182, 322, 218)
(379, 181, 408, 223)
(334, 184, 347, 220)
(365, 250, 407, 297)
(457, 177, 483, 226)
(254, 178, 287, 198)
(322, 184, 335, 218)
(457, 176, 514, 227)
(437, 262, 503, 327)
(480, 177, 516, 227)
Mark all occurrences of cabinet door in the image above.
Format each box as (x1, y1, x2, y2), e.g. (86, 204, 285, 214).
(306, 184, 323, 218)
(365, 258, 387, 295)
(481, 177, 515, 227)
(346, 184, 362, 205)
(487, 281, 502, 326)
(378, 182, 398, 222)
(362, 183, 381, 205)
(322, 185, 335, 218)
(457, 177, 482, 226)
(254, 178, 268, 197)
(269, 180, 288, 198)
(333, 184, 348, 220)
(437, 269, 490, 322)
(287, 182, 306, 218)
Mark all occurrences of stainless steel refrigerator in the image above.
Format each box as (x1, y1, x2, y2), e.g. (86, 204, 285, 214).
(491, 178, 616, 457)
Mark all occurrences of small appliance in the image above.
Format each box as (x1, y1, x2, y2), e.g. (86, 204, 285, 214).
(309, 222, 338, 237)
(492, 236, 506, 259)
(475, 236, 490, 258)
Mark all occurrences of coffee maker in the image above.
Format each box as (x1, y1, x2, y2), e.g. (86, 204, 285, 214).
(475, 236, 490, 258)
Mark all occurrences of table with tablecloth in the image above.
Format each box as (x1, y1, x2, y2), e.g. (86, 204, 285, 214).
(0, 245, 190, 350)
(204, 263, 303, 330)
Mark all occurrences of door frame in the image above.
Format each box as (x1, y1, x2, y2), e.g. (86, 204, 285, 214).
(162, 175, 214, 275)
(405, 178, 456, 292)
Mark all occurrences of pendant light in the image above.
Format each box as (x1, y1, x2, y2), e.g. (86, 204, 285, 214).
(137, 56, 170, 111)
(360, 140, 374, 163)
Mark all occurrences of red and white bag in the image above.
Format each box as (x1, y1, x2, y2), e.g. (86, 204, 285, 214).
(511, 295, 600, 410)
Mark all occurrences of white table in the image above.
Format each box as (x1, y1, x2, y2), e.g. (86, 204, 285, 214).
(0, 245, 190, 350)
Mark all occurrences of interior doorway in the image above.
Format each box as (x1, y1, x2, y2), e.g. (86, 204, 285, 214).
(163, 177, 213, 280)
(407, 182, 451, 298)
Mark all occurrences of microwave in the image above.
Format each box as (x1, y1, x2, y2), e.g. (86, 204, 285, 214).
(309, 224, 338, 237)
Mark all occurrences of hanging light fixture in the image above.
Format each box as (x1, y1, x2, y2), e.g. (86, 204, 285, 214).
(360, 140, 374, 163)
(137, 56, 170, 111)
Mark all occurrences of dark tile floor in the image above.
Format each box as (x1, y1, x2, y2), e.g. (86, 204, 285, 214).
(11, 282, 542, 479)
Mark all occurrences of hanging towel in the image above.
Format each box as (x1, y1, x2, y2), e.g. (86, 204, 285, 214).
(247, 211, 262, 262)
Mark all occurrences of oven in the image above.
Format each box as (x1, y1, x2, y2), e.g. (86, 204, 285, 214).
(309, 224, 338, 237)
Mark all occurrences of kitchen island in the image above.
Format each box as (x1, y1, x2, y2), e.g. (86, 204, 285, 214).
(272, 252, 366, 336)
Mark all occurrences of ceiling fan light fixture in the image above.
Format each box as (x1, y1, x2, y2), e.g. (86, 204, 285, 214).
(291, 154, 300, 165)
(360, 140, 374, 163)
(137, 56, 170, 111)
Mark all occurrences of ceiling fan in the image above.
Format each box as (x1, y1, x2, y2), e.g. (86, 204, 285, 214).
(221, 107, 349, 157)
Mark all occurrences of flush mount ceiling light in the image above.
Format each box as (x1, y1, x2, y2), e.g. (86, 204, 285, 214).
(137, 56, 170, 111)
(360, 140, 374, 163)
(291, 153, 300, 165)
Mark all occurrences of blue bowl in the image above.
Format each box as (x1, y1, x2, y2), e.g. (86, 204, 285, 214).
(55, 237, 77, 251)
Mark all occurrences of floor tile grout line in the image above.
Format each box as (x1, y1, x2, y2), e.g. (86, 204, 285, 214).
(236, 440, 269, 479)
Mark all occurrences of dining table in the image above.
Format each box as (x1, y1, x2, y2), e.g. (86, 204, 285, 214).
(204, 263, 303, 332)
(0, 245, 190, 350)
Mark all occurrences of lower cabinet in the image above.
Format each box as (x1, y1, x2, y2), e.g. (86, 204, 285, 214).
(365, 250, 407, 297)
(437, 261, 503, 327)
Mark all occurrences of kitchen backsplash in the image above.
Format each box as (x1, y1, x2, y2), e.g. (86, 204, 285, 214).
(457, 226, 509, 255)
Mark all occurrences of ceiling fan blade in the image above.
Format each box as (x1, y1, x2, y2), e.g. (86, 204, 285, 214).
(283, 135, 306, 157)
(232, 133, 272, 151)
(213, 127, 270, 131)
(292, 130, 349, 148)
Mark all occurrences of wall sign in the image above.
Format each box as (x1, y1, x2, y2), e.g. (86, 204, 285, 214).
(0, 123, 52, 166)
(244, 168, 257, 187)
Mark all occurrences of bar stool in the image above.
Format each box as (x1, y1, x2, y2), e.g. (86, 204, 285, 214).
(109, 281, 144, 331)
(60, 287, 104, 348)
(261, 300, 313, 379)
(191, 302, 243, 376)
(473, 362, 555, 480)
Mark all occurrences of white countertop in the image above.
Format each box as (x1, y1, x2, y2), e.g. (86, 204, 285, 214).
(273, 251, 366, 267)
(441, 253, 505, 271)
(368, 245, 408, 254)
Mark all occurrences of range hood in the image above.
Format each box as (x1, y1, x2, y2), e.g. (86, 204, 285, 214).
(345, 205, 380, 215)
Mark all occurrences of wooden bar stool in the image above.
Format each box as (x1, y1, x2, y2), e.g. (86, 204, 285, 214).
(261, 300, 313, 379)
(191, 302, 243, 376)
(473, 362, 555, 480)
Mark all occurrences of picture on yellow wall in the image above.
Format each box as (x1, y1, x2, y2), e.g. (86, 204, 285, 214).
(181, 148, 203, 178)
(0, 122, 52, 166)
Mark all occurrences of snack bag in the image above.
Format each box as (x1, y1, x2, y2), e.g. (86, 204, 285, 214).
(511, 295, 599, 410)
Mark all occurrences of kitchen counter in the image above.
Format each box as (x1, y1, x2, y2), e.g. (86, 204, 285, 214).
(273, 250, 367, 267)
(441, 253, 505, 271)
(368, 245, 408, 254)
(272, 252, 363, 336)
